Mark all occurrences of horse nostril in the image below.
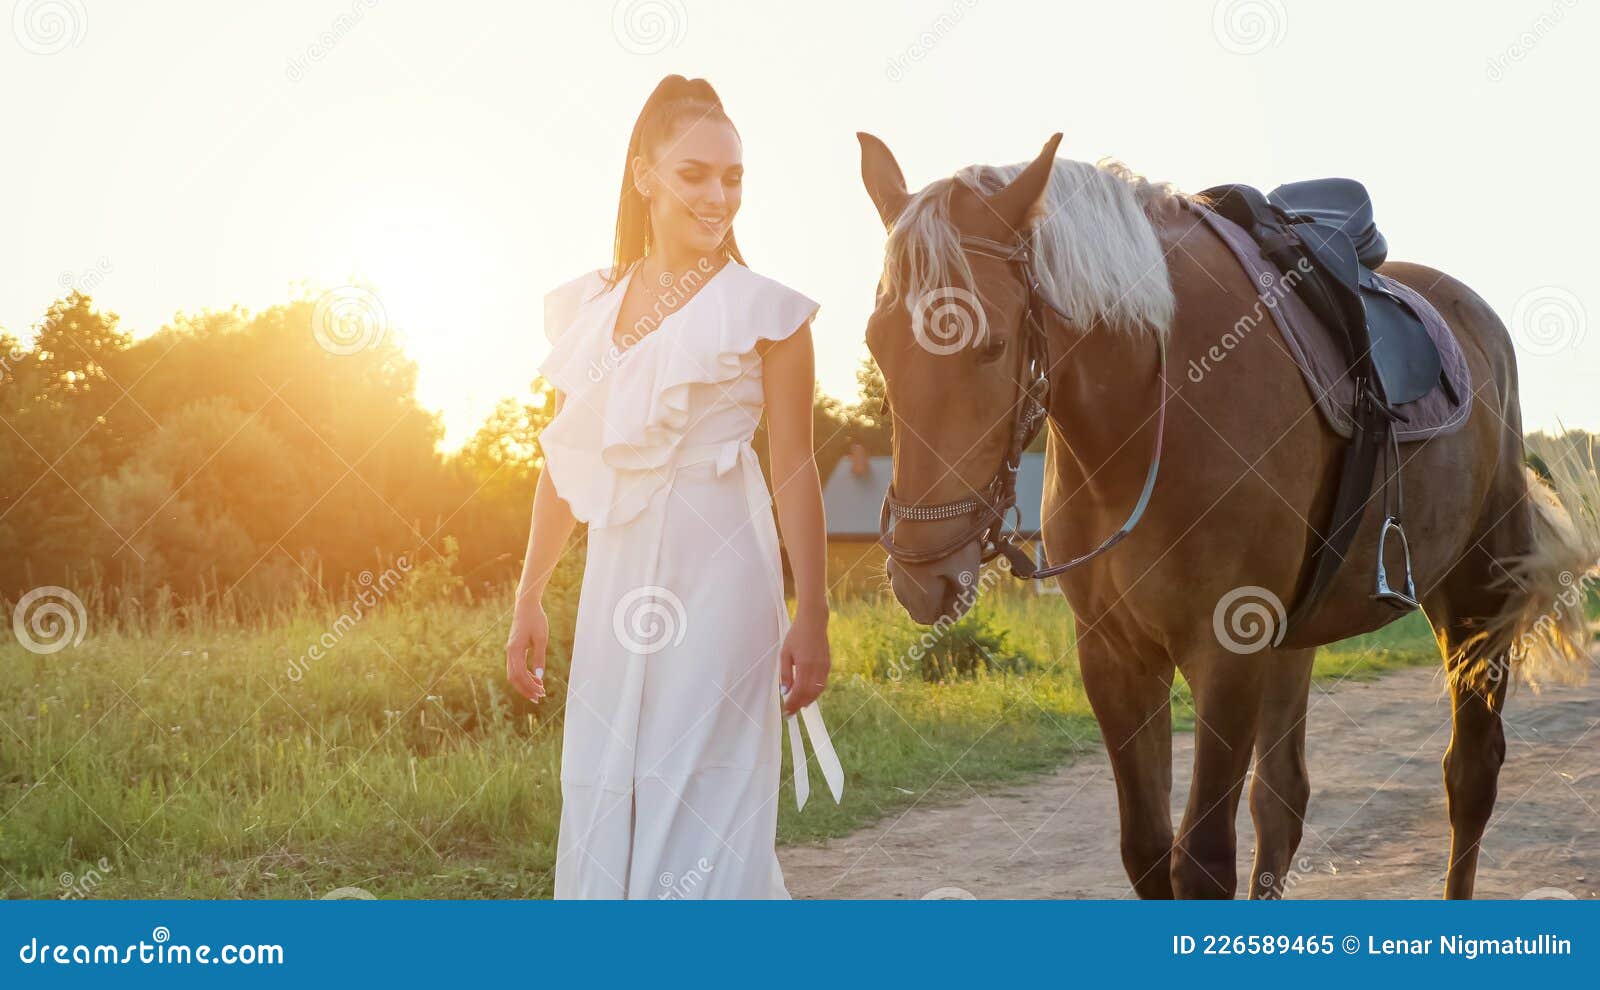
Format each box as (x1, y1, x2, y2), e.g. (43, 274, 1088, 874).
(937, 575, 961, 617)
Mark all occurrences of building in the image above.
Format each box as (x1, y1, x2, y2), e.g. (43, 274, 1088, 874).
(820, 443, 1054, 594)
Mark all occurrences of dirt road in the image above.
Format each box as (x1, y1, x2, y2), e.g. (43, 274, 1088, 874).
(781, 666, 1599, 899)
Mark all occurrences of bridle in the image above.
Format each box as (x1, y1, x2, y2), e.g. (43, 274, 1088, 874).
(877, 233, 1169, 580)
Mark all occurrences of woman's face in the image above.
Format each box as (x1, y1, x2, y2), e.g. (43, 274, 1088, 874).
(634, 115, 743, 258)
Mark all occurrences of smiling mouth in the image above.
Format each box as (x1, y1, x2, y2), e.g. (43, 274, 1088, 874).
(693, 213, 725, 233)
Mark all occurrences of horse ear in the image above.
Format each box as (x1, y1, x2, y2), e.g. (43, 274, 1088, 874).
(986, 132, 1063, 232)
(857, 131, 910, 230)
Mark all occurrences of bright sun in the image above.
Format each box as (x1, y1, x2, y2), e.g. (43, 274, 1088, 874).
(310, 186, 519, 448)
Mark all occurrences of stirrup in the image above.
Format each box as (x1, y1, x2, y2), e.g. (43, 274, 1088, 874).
(1373, 515, 1419, 610)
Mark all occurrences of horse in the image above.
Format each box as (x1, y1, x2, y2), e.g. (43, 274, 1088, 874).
(856, 131, 1600, 898)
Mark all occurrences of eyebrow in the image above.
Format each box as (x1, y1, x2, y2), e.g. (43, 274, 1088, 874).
(677, 158, 742, 170)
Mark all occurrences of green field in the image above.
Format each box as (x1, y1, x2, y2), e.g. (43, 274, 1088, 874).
(0, 567, 1440, 900)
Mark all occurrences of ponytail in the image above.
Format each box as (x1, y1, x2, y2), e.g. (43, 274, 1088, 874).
(607, 74, 745, 287)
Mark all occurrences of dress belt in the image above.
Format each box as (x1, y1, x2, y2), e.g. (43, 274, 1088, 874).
(675, 439, 846, 812)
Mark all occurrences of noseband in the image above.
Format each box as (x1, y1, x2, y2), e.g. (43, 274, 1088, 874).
(878, 233, 1169, 580)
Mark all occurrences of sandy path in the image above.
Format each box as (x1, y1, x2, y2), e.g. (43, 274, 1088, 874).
(781, 665, 1600, 899)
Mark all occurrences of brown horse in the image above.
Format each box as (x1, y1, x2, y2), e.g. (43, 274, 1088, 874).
(857, 131, 1599, 899)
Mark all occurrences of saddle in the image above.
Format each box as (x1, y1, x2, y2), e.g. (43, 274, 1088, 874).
(1198, 178, 1450, 630)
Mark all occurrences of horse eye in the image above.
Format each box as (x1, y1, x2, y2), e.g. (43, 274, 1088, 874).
(975, 337, 1007, 364)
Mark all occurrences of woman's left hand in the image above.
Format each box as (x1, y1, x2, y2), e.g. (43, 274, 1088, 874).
(780, 608, 831, 717)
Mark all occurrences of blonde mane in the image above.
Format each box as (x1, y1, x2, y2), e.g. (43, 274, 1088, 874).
(882, 157, 1185, 337)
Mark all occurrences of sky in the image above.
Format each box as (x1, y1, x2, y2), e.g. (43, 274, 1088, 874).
(2, 0, 1595, 449)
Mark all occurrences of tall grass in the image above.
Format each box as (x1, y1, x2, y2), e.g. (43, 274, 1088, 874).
(0, 566, 1444, 899)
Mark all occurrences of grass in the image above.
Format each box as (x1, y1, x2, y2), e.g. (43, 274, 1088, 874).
(0, 572, 1444, 900)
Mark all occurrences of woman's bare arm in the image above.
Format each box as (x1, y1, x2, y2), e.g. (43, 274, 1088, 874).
(760, 322, 831, 716)
(506, 393, 579, 702)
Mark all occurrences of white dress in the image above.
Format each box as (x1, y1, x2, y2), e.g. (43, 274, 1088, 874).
(536, 258, 844, 900)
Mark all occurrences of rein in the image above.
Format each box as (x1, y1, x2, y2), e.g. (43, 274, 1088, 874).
(877, 234, 1169, 580)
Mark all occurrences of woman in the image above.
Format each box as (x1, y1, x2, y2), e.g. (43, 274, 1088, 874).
(505, 75, 843, 899)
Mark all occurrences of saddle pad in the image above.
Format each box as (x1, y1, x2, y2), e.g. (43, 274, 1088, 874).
(1194, 206, 1472, 443)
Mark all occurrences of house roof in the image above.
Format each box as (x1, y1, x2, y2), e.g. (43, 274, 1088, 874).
(822, 452, 1047, 539)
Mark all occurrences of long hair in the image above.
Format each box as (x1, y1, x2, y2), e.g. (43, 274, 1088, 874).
(606, 74, 747, 287)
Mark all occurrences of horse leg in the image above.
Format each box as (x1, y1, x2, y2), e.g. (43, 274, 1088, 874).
(1426, 548, 1516, 899)
(1247, 648, 1315, 898)
(1172, 652, 1264, 898)
(1079, 634, 1176, 898)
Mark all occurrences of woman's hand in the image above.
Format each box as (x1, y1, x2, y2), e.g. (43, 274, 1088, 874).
(505, 601, 549, 703)
(780, 607, 830, 717)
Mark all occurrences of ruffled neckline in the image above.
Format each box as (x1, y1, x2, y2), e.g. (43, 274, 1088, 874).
(607, 259, 740, 361)
(537, 260, 820, 529)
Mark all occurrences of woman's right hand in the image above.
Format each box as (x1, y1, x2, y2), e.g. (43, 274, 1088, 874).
(505, 600, 549, 703)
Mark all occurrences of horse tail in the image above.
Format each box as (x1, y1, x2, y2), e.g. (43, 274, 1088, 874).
(1471, 438, 1600, 689)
